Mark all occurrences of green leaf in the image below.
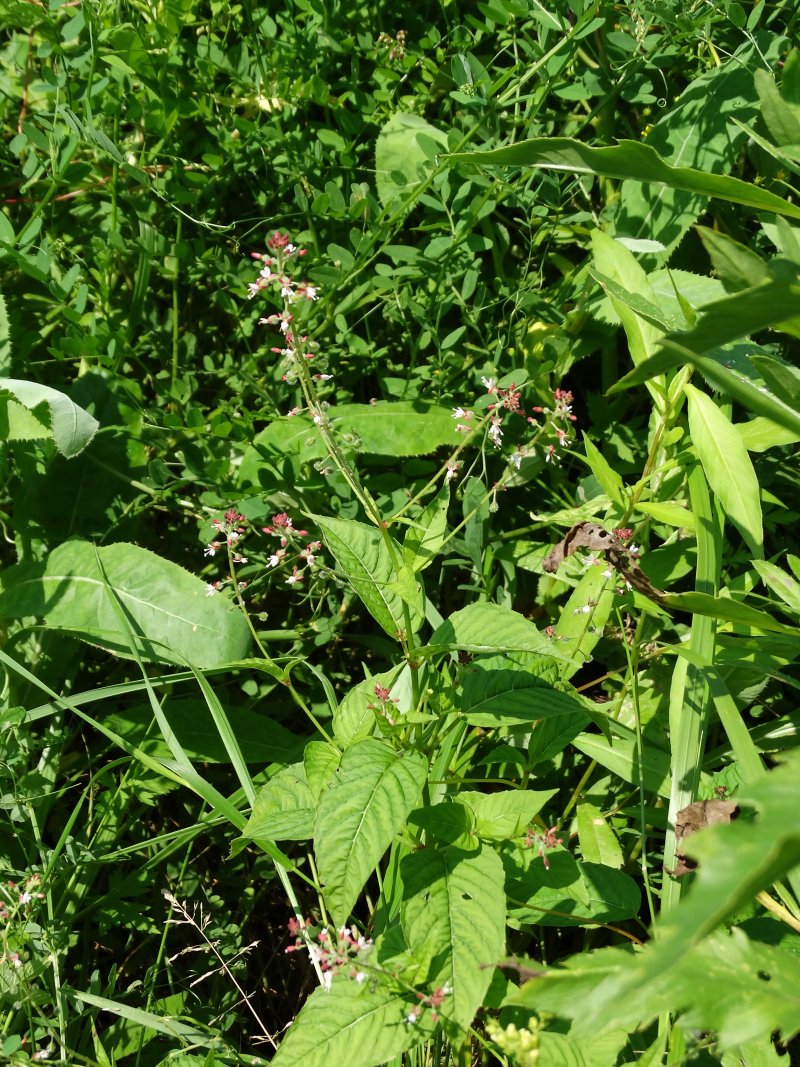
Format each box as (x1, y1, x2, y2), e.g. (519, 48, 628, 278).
(685, 385, 763, 557)
(696, 226, 770, 291)
(0, 541, 251, 667)
(576, 803, 623, 868)
(752, 559, 800, 615)
(554, 564, 618, 678)
(315, 739, 427, 925)
(749, 353, 800, 407)
(634, 501, 695, 529)
(459, 789, 556, 840)
(376, 113, 448, 209)
(239, 402, 460, 484)
(610, 338, 800, 435)
(401, 845, 506, 1042)
(241, 764, 316, 842)
(755, 68, 800, 147)
(736, 416, 800, 452)
(427, 603, 569, 660)
(663, 591, 799, 634)
(269, 979, 426, 1067)
(447, 137, 800, 221)
(402, 487, 450, 573)
(581, 432, 625, 506)
(313, 515, 423, 638)
(333, 667, 402, 748)
(457, 664, 588, 727)
(573, 727, 672, 798)
(566, 758, 800, 1039)
(504, 849, 641, 927)
(0, 377, 99, 457)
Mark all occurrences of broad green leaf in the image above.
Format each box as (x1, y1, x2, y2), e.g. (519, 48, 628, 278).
(269, 979, 427, 1067)
(459, 789, 556, 840)
(427, 603, 569, 661)
(581, 432, 625, 506)
(0, 377, 99, 458)
(241, 764, 316, 842)
(573, 728, 672, 798)
(408, 800, 476, 849)
(447, 138, 800, 221)
(402, 487, 450, 573)
(333, 667, 403, 748)
(752, 559, 800, 615)
(304, 741, 342, 800)
(634, 501, 695, 529)
(576, 802, 623, 869)
(528, 711, 589, 766)
(504, 849, 640, 927)
(315, 739, 427, 925)
(685, 385, 763, 557)
(401, 845, 505, 1042)
(0, 541, 251, 667)
(238, 402, 460, 484)
(614, 46, 770, 255)
(567, 758, 800, 1038)
(313, 515, 423, 638)
(696, 226, 770, 291)
(376, 113, 448, 209)
(457, 664, 588, 726)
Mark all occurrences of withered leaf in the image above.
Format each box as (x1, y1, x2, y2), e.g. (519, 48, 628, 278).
(667, 799, 739, 877)
(542, 521, 665, 604)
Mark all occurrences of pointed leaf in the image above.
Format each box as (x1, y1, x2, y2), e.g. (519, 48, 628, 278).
(401, 845, 506, 1042)
(315, 739, 427, 925)
(0, 541, 251, 667)
(686, 385, 763, 557)
(270, 979, 426, 1067)
(313, 515, 423, 637)
(0, 377, 99, 457)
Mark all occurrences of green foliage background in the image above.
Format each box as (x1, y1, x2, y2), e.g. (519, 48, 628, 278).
(1, 1, 800, 1064)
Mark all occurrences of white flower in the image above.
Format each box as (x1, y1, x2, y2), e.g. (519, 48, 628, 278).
(322, 971, 333, 991)
(205, 584, 218, 597)
(481, 376, 496, 392)
(305, 286, 318, 300)
(355, 971, 367, 983)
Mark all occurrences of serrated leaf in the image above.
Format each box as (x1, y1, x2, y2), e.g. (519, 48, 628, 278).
(401, 845, 506, 1042)
(457, 665, 587, 727)
(460, 789, 556, 840)
(333, 667, 403, 748)
(0, 541, 251, 667)
(0, 377, 99, 457)
(313, 515, 423, 638)
(504, 849, 640, 927)
(686, 384, 763, 557)
(428, 603, 569, 661)
(576, 803, 623, 868)
(402, 487, 450, 573)
(270, 979, 427, 1067)
(241, 764, 316, 842)
(315, 739, 427, 925)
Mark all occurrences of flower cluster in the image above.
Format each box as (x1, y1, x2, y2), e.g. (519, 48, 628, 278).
(524, 825, 563, 870)
(248, 231, 329, 389)
(0, 872, 45, 925)
(367, 683, 401, 727)
(406, 983, 452, 1025)
(486, 1015, 540, 1067)
(377, 29, 407, 62)
(262, 512, 321, 587)
(204, 509, 249, 596)
(451, 381, 578, 476)
(286, 918, 374, 991)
